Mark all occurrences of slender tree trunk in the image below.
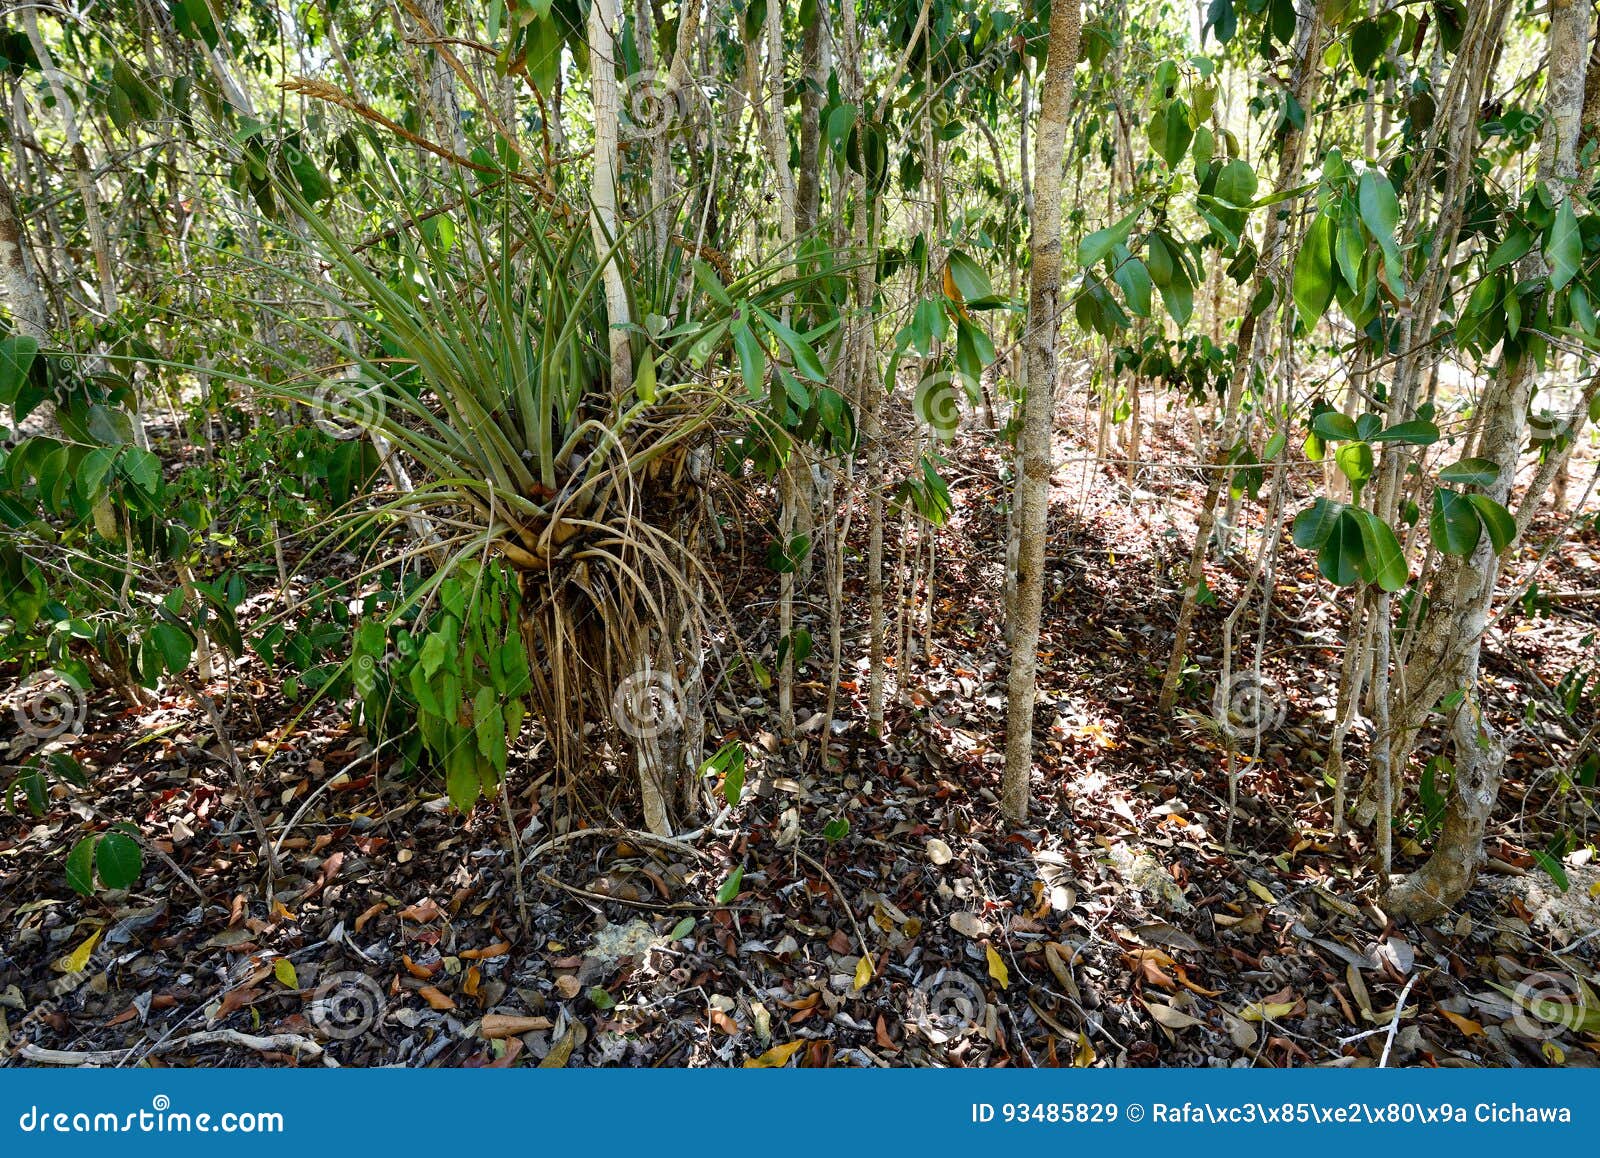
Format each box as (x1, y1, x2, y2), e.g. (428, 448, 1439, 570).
(1002, 0, 1081, 823)
(833, 0, 887, 732)
(1158, 0, 1330, 712)
(588, 0, 635, 395)
(23, 10, 118, 318)
(0, 168, 48, 341)
(1385, 0, 1590, 919)
(795, 16, 824, 238)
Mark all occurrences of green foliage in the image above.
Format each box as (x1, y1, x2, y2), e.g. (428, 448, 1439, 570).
(1292, 499, 1408, 592)
(701, 742, 748, 807)
(65, 825, 144, 896)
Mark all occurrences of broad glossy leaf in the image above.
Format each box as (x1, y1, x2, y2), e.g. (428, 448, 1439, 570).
(1311, 410, 1359, 442)
(0, 336, 39, 406)
(66, 835, 96, 897)
(1318, 510, 1363, 586)
(1293, 213, 1336, 328)
(1349, 508, 1409, 592)
(1430, 489, 1481, 556)
(1335, 440, 1374, 495)
(1078, 207, 1142, 269)
(1467, 493, 1516, 553)
(1371, 419, 1440, 445)
(1358, 171, 1399, 247)
(1292, 496, 1344, 549)
(1147, 100, 1194, 168)
(94, 829, 142, 891)
(731, 316, 766, 399)
(946, 250, 994, 302)
(1439, 457, 1501, 486)
(1548, 196, 1582, 293)
(1112, 253, 1153, 317)
(716, 865, 745, 904)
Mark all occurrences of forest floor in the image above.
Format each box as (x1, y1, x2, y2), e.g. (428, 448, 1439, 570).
(2, 395, 1599, 1069)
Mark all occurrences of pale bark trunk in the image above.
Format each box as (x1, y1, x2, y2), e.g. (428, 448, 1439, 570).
(0, 169, 48, 340)
(795, 17, 824, 237)
(1002, 0, 1081, 823)
(1385, 0, 1590, 919)
(587, 0, 635, 395)
(832, 0, 887, 731)
(1158, 0, 1330, 712)
(417, 0, 469, 156)
(23, 10, 118, 318)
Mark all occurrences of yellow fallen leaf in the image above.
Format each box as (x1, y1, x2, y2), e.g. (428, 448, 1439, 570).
(1240, 1000, 1297, 1022)
(273, 958, 298, 989)
(54, 929, 102, 975)
(1439, 1008, 1484, 1038)
(1246, 880, 1276, 904)
(1589, 880, 1600, 899)
(986, 945, 1010, 989)
(853, 955, 874, 991)
(539, 1028, 576, 1068)
(1073, 1030, 1096, 1067)
(745, 1040, 806, 1068)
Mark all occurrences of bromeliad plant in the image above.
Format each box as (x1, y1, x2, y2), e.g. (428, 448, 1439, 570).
(222, 159, 842, 825)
